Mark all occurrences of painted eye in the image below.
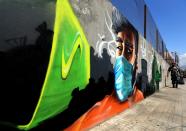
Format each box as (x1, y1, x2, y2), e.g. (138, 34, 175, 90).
(117, 46, 123, 50)
(126, 48, 132, 54)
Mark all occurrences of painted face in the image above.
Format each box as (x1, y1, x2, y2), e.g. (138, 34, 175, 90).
(115, 29, 135, 65)
(114, 29, 136, 102)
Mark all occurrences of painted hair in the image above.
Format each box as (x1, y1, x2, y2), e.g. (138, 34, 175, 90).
(112, 7, 131, 34)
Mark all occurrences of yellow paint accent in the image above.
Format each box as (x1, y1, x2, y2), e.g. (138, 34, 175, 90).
(18, 0, 90, 130)
(62, 32, 83, 79)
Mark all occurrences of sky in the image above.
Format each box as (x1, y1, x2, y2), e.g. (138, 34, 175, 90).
(144, 0, 186, 67)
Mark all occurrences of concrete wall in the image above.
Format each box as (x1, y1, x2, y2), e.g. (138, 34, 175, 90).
(0, 0, 172, 130)
(70, 0, 172, 92)
(138, 34, 172, 91)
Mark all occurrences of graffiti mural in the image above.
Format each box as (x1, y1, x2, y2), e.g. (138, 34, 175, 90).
(65, 5, 144, 131)
(18, 0, 90, 130)
(112, 7, 140, 102)
(149, 54, 162, 93)
(0, 0, 172, 130)
(95, 10, 116, 59)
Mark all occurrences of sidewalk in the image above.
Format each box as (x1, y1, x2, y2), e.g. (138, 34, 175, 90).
(90, 83, 186, 131)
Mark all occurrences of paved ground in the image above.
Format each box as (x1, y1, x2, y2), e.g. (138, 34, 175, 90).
(90, 82, 186, 131)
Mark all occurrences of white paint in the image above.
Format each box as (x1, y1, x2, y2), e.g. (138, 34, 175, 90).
(94, 9, 116, 59)
(82, 7, 90, 15)
(141, 37, 147, 59)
